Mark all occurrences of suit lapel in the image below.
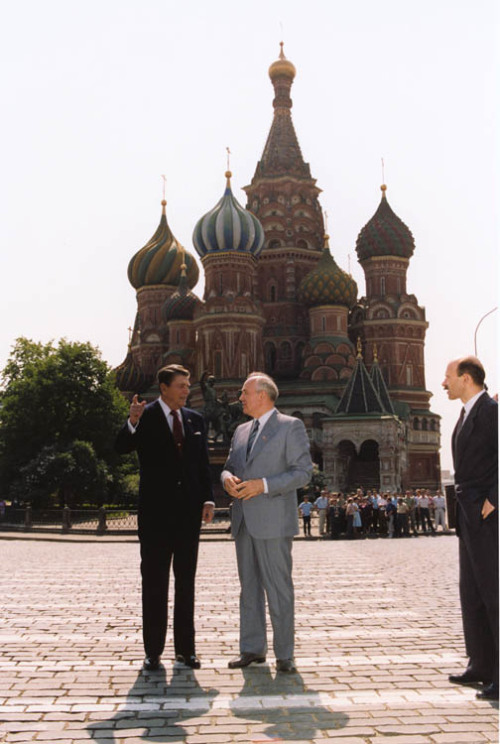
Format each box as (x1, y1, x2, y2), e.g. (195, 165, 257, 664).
(152, 399, 175, 449)
(455, 392, 487, 461)
(246, 410, 278, 464)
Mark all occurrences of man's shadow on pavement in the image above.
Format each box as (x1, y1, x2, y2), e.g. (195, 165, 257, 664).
(231, 664, 349, 741)
(87, 663, 218, 743)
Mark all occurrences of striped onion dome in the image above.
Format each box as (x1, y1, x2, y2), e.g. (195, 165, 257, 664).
(128, 200, 199, 289)
(356, 185, 415, 262)
(162, 265, 202, 322)
(114, 347, 149, 394)
(299, 236, 358, 308)
(192, 172, 264, 258)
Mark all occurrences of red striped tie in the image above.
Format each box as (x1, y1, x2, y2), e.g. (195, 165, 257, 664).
(171, 409, 184, 455)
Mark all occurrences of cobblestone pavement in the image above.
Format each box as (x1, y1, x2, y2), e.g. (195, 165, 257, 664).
(0, 534, 498, 743)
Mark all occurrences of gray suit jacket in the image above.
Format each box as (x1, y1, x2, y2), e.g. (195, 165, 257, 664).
(223, 410, 313, 539)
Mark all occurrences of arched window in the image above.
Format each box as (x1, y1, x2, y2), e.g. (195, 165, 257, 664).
(280, 341, 292, 360)
(270, 285, 277, 302)
(264, 342, 276, 374)
(380, 276, 386, 295)
(413, 417, 420, 430)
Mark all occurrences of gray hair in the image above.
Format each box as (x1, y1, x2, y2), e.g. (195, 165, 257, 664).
(247, 372, 279, 402)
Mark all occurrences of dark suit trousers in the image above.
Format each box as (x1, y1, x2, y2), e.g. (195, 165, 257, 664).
(458, 505, 499, 683)
(140, 525, 200, 658)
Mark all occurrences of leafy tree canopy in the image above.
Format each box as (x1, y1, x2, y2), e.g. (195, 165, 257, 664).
(0, 338, 132, 504)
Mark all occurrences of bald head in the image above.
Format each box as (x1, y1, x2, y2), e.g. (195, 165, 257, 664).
(443, 356, 486, 403)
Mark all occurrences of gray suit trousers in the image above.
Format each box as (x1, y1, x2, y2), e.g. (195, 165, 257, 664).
(235, 519, 294, 660)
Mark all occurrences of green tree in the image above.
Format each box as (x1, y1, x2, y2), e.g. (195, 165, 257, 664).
(0, 338, 133, 505)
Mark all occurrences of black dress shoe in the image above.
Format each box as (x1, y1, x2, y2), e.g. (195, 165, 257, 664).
(228, 652, 266, 669)
(276, 658, 297, 673)
(448, 672, 486, 686)
(143, 656, 161, 671)
(175, 654, 201, 669)
(476, 682, 499, 700)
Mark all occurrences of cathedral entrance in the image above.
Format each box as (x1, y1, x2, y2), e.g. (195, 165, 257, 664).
(336, 439, 380, 493)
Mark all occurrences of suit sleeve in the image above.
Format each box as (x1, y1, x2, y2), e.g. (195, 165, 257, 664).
(266, 418, 313, 497)
(114, 421, 138, 455)
(221, 426, 242, 484)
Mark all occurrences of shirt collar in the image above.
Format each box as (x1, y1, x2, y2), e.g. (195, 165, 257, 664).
(463, 389, 486, 418)
(158, 396, 181, 420)
(254, 407, 275, 428)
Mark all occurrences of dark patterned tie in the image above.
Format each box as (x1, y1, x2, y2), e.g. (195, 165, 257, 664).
(456, 406, 466, 434)
(171, 409, 184, 455)
(246, 419, 260, 460)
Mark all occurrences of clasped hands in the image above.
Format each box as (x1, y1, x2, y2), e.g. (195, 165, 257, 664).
(224, 475, 264, 501)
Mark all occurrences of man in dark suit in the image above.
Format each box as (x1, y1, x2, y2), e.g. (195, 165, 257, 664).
(443, 356, 498, 700)
(222, 373, 313, 673)
(115, 364, 214, 671)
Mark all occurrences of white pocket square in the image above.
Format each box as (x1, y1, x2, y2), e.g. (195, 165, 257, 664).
(193, 431, 202, 436)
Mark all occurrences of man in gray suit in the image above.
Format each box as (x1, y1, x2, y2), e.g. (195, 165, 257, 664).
(221, 373, 313, 673)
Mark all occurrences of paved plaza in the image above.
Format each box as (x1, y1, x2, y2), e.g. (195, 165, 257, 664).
(0, 533, 498, 744)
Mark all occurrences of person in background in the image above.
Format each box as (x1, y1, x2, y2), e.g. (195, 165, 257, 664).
(298, 494, 313, 537)
(314, 490, 329, 536)
(433, 491, 447, 531)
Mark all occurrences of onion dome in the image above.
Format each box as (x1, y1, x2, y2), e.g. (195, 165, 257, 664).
(162, 264, 202, 322)
(128, 200, 199, 290)
(299, 236, 358, 307)
(193, 171, 264, 258)
(114, 347, 149, 394)
(355, 185, 415, 262)
(268, 41, 296, 82)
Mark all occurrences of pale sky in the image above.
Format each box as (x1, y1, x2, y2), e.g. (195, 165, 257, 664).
(0, 0, 498, 471)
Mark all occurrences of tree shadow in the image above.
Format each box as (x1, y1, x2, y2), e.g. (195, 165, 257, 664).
(230, 664, 349, 741)
(87, 663, 218, 743)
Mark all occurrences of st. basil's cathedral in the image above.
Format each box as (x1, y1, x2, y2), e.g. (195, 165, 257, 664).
(115, 44, 441, 495)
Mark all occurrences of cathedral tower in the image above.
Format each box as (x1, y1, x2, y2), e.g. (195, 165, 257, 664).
(126, 199, 199, 379)
(192, 171, 266, 384)
(244, 43, 324, 379)
(350, 185, 440, 486)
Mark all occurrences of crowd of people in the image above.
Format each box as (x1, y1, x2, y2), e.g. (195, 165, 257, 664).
(298, 488, 448, 539)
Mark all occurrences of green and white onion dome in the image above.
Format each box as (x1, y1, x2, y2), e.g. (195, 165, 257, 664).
(193, 172, 264, 257)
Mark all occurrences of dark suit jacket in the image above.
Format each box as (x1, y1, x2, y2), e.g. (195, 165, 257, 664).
(115, 400, 213, 541)
(452, 391, 498, 531)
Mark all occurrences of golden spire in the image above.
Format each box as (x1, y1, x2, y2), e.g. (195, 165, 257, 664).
(322, 210, 330, 248)
(225, 147, 232, 187)
(268, 41, 296, 81)
(357, 337, 363, 359)
(161, 175, 167, 210)
(373, 343, 378, 362)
